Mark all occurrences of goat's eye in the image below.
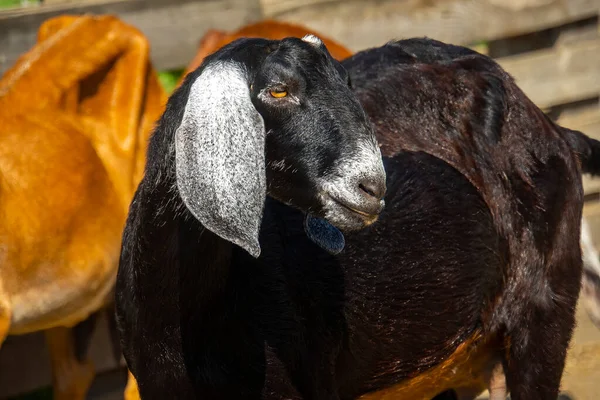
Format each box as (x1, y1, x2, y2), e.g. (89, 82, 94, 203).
(270, 89, 288, 98)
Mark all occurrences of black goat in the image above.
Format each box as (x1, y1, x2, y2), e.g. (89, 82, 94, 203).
(115, 35, 386, 399)
(337, 38, 600, 399)
(116, 36, 600, 400)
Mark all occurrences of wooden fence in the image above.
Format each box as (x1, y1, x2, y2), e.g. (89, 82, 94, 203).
(1, 0, 599, 398)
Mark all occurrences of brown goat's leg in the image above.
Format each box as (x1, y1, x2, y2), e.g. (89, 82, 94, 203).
(45, 326, 95, 400)
(0, 300, 10, 348)
(125, 371, 142, 400)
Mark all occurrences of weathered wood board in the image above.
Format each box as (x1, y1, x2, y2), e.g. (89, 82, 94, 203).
(261, 0, 599, 51)
(0, 310, 124, 399)
(554, 105, 600, 195)
(0, 0, 262, 75)
(497, 38, 600, 109)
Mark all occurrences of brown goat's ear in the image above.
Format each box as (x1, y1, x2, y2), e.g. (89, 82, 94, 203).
(175, 61, 266, 258)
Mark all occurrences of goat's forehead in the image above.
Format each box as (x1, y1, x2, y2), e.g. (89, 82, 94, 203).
(277, 36, 328, 58)
(266, 52, 335, 77)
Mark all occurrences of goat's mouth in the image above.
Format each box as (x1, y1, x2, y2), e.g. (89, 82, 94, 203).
(322, 193, 383, 231)
(331, 195, 380, 219)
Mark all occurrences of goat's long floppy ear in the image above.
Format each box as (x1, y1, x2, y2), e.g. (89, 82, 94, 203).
(175, 61, 266, 258)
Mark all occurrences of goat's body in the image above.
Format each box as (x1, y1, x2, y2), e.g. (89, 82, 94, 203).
(0, 15, 166, 400)
(344, 38, 584, 399)
(0, 113, 123, 333)
(118, 151, 499, 399)
(118, 38, 586, 399)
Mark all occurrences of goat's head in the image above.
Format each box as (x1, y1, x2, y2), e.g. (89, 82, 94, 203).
(174, 35, 385, 257)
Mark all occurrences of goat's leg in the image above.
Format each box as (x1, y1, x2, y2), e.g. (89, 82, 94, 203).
(270, 335, 342, 400)
(0, 293, 10, 347)
(45, 326, 95, 400)
(501, 285, 579, 399)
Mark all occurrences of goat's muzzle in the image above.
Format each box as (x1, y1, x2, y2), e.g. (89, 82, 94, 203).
(319, 148, 386, 231)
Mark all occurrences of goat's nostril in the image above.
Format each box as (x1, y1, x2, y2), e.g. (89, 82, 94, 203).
(359, 183, 377, 198)
(358, 178, 385, 200)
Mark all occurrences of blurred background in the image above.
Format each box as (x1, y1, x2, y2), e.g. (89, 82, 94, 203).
(0, 0, 599, 399)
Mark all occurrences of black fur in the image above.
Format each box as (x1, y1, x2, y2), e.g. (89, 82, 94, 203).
(344, 37, 590, 399)
(116, 37, 386, 400)
(117, 149, 496, 400)
(116, 36, 595, 400)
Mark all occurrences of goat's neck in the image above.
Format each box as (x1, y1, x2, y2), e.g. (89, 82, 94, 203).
(186, 227, 234, 305)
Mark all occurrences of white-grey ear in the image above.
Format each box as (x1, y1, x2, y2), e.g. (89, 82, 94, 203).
(175, 61, 266, 258)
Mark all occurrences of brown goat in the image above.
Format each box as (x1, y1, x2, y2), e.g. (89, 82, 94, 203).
(0, 15, 165, 399)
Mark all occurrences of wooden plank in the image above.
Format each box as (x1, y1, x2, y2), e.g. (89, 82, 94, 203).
(496, 37, 600, 109)
(557, 104, 600, 139)
(583, 175, 600, 195)
(584, 203, 600, 252)
(0, 0, 262, 75)
(88, 368, 128, 400)
(43, 0, 81, 4)
(260, 0, 599, 52)
(555, 105, 600, 195)
(0, 0, 133, 18)
(487, 14, 599, 58)
(585, 201, 600, 217)
(0, 311, 125, 399)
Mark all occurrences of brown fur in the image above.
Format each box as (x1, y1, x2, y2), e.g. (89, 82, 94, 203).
(358, 332, 496, 400)
(0, 15, 165, 400)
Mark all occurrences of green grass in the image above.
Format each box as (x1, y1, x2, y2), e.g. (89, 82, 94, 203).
(0, 0, 40, 9)
(158, 69, 185, 94)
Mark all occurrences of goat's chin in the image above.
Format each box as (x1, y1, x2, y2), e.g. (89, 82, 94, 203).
(317, 192, 381, 232)
(266, 191, 379, 231)
(320, 203, 379, 232)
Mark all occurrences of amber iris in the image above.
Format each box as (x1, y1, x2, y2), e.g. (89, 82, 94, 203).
(270, 89, 287, 98)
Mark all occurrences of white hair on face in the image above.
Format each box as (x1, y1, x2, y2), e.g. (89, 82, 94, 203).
(302, 34, 323, 47)
(175, 61, 266, 258)
(319, 137, 386, 227)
